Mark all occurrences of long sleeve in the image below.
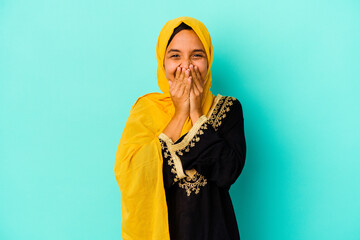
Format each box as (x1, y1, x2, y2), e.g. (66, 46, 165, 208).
(160, 97, 246, 190)
(183, 109, 245, 189)
(159, 95, 245, 240)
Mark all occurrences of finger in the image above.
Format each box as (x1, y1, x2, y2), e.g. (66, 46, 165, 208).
(185, 76, 192, 95)
(174, 67, 183, 83)
(194, 66, 204, 95)
(194, 66, 204, 86)
(177, 80, 186, 97)
(175, 80, 184, 93)
(171, 84, 179, 97)
(174, 67, 181, 82)
(179, 67, 186, 82)
(169, 81, 177, 95)
(170, 80, 179, 96)
(190, 65, 201, 92)
(183, 75, 192, 96)
(184, 68, 190, 83)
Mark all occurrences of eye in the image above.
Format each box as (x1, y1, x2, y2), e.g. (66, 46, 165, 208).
(170, 54, 180, 58)
(193, 54, 204, 58)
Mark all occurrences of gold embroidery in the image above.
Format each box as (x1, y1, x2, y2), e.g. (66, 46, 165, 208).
(207, 96, 225, 128)
(170, 115, 208, 152)
(159, 120, 209, 195)
(206, 94, 222, 119)
(159, 135, 186, 180)
(159, 95, 237, 196)
(178, 170, 207, 196)
(185, 168, 197, 179)
(175, 123, 208, 156)
(159, 139, 179, 183)
(208, 96, 236, 131)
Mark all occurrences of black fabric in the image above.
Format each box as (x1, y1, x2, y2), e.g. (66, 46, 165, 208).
(159, 96, 246, 240)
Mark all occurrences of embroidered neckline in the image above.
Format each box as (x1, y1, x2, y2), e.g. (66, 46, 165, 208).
(159, 95, 237, 196)
(159, 134, 187, 180)
(159, 138, 181, 183)
(208, 96, 236, 131)
(168, 94, 223, 153)
(170, 115, 208, 152)
(206, 94, 223, 119)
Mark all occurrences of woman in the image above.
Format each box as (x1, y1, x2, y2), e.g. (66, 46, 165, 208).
(114, 16, 246, 240)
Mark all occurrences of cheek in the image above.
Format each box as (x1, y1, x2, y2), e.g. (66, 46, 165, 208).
(164, 62, 178, 80)
(195, 59, 208, 80)
(197, 62, 208, 80)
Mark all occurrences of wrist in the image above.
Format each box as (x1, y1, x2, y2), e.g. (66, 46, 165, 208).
(190, 110, 203, 125)
(190, 108, 202, 117)
(173, 111, 189, 122)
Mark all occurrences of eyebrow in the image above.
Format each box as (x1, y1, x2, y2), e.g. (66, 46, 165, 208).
(167, 49, 206, 54)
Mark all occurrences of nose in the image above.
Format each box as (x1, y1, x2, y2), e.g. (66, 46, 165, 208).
(180, 60, 192, 69)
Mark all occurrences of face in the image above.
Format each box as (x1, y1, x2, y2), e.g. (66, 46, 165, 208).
(163, 29, 208, 83)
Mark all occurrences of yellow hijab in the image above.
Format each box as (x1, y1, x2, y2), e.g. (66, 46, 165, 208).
(114, 16, 215, 240)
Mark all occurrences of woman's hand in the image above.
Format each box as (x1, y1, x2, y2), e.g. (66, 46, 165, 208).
(169, 67, 192, 118)
(163, 67, 191, 142)
(189, 64, 204, 124)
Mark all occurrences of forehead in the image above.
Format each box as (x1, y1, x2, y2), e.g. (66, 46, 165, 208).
(167, 29, 205, 50)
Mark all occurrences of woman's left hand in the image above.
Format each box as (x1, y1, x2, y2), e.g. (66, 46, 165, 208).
(189, 64, 204, 124)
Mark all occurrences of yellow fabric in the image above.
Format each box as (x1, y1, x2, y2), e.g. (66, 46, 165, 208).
(114, 16, 215, 240)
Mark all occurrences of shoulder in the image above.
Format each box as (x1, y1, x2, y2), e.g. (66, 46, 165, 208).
(130, 92, 163, 112)
(127, 92, 169, 134)
(226, 95, 244, 119)
(207, 94, 244, 131)
(223, 95, 242, 112)
(211, 94, 243, 112)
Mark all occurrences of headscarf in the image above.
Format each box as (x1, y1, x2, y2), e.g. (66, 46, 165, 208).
(114, 16, 215, 240)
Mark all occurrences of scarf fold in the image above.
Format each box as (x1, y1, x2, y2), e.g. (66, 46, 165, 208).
(115, 16, 215, 240)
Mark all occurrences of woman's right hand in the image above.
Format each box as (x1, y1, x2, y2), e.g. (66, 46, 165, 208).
(168, 67, 192, 118)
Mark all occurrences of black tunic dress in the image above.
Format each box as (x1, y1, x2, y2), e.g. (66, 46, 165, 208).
(158, 95, 246, 240)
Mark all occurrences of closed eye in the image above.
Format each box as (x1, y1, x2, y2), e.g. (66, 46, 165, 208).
(170, 54, 204, 58)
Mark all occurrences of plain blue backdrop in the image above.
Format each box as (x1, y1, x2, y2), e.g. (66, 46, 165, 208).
(1, 0, 359, 239)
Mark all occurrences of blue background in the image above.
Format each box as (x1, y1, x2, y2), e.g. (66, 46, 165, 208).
(1, 0, 359, 239)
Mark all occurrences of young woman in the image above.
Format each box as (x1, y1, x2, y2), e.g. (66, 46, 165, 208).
(115, 16, 246, 240)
